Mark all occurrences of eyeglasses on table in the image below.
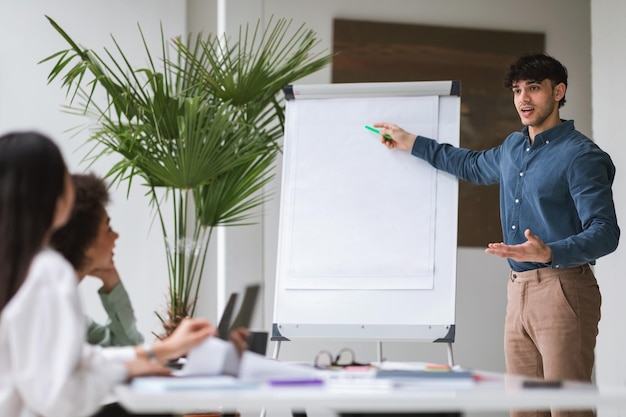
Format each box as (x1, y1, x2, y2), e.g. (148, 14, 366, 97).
(313, 348, 369, 369)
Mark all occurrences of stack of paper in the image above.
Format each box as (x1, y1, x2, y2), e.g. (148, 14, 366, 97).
(131, 376, 258, 392)
(372, 362, 475, 389)
(376, 369, 474, 387)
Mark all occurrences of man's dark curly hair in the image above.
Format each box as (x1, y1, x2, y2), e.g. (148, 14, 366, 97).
(51, 173, 109, 271)
(504, 53, 568, 108)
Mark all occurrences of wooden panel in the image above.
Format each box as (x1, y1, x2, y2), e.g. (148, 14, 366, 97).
(332, 19, 545, 247)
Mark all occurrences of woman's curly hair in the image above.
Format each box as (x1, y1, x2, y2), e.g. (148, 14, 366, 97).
(50, 173, 109, 271)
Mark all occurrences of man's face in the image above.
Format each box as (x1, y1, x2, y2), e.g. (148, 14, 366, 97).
(511, 79, 564, 130)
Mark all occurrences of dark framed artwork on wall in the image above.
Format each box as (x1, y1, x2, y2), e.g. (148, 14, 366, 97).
(332, 18, 545, 247)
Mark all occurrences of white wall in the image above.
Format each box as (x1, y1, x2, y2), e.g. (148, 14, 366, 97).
(0, 0, 187, 339)
(592, 3, 626, 417)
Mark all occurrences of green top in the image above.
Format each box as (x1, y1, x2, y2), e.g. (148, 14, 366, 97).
(86, 282, 144, 347)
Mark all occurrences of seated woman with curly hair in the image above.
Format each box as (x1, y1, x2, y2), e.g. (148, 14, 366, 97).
(51, 172, 144, 347)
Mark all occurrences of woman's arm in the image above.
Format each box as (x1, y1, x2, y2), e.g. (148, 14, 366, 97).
(87, 279, 144, 346)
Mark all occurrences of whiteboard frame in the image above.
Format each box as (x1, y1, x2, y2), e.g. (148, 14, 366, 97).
(272, 81, 460, 344)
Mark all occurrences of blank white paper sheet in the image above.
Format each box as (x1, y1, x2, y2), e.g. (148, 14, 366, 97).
(279, 95, 440, 290)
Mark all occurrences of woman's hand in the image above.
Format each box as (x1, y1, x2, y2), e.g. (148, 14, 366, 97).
(89, 266, 121, 293)
(150, 318, 217, 363)
(228, 327, 250, 356)
(125, 358, 172, 379)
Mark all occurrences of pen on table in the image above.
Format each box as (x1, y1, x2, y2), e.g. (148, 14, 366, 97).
(425, 364, 452, 372)
(268, 378, 324, 387)
(364, 125, 392, 140)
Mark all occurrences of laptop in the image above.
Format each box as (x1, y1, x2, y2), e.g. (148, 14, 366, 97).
(167, 284, 261, 370)
(217, 283, 261, 340)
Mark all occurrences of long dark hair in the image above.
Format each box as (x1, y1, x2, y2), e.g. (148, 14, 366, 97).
(0, 132, 68, 312)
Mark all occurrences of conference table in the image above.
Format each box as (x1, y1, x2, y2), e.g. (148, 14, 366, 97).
(115, 369, 626, 417)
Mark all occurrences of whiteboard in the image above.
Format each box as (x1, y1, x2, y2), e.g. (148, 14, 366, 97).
(272, 81, 460, 342)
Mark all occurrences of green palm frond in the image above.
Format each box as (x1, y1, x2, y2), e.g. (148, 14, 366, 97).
(174, 16, 333, 133)
(41, 15, 334, 332)
(195, 145, 277, 227)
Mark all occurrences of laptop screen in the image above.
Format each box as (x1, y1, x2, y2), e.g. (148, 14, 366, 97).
(217, 283, 260, 339)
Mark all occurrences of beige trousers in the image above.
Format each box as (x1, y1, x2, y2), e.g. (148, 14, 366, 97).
(505, 265, 601, 417)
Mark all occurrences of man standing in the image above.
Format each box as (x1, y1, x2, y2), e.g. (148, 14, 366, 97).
(375, 53, 619, 417)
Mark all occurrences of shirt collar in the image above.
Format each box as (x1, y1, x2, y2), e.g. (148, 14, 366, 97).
(521, 119, 575, 145)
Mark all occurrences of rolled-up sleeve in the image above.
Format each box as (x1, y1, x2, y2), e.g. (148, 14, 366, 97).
(86, 282, 144, 347)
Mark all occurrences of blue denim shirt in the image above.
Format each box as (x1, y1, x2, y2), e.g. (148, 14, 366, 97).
(412, 120, 620, 272)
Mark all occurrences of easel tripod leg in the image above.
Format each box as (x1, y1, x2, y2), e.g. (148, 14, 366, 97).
(446, 342, 455, 367)
(272, 340, 281, 360)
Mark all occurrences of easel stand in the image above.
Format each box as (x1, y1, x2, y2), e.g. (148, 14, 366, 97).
(271, 81, 461, 417)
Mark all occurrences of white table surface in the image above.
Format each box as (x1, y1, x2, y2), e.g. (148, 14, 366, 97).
(115, 371, 626, 415)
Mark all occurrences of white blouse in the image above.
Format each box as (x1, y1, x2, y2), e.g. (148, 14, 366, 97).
(0, 248, 136, 417)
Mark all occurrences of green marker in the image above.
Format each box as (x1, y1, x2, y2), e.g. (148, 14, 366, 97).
(364, 125, 392, 140)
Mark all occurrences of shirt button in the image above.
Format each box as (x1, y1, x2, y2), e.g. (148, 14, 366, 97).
(515, 199, 519, 204)
(519, 172, 524, 177)
(555, 265, 560, 268)
(546, 140, 550, 144)
(526, 147, 530, 152)
(512, 225, 516, 230)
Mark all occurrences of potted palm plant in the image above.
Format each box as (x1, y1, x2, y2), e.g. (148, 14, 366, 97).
(42, 16, 333, 335)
